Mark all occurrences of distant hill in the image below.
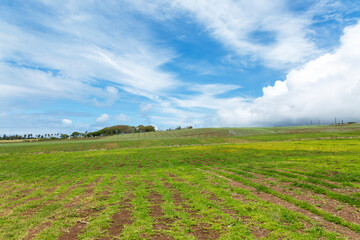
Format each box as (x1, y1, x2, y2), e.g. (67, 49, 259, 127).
(85, 124, 155, 137)
(104, 124, 360, 140)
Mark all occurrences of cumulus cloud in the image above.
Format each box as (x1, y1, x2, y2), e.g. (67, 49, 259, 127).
(96, 114, 109, 123)
(62, 119, 72, 126)
(217, 21, 360, 126)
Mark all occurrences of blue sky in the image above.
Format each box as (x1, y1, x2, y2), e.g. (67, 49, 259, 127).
(1, 0, 360, 134)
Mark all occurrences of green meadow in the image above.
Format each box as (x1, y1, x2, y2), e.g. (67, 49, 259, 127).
(1, 125, 360, 239)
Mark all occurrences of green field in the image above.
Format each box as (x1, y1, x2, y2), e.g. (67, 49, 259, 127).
(1, 125, 360, 239)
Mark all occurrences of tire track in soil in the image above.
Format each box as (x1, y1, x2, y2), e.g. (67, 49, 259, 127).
(165, 175, 220, 240)
(207, 169, 360, 240)
(101, 194, 135, 240)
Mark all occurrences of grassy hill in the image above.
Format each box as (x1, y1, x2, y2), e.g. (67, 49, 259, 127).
(104, 124, 360, 140)
(1, 124, 360, 239)
(1, 124, 360, 154)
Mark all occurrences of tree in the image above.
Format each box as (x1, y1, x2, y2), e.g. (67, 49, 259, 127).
(71, 132, 84, 138)
(60, 134, 69, 139)
(137, 125, 155, 132)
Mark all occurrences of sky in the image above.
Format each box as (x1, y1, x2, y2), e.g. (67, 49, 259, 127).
(1, 0, 360, 135)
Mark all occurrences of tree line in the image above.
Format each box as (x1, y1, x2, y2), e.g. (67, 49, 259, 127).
(0, 125, 156, 140)
(70, 125, 156, 138)
(0, 133, 69, 140)
(1, 124, 195, 141)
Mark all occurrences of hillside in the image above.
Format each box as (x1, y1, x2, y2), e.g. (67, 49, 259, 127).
(104, 124, 360, 140)
(2, 124, 360, 154)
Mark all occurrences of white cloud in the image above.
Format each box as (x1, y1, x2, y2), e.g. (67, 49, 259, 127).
(62, 119, 72, 126)
(140, 103, 152, 112)
(129, 0, 321, 67)
(96, 114, 109, 123)
(169, 84, 243, 110)
(115, 113, 130, 122)
(217, 21, 360, 126)
(0, 2, 178, 110)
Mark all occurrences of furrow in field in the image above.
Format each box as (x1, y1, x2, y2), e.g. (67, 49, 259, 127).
(57, 185, 107, 239)
(147, 190, 175, 240)
(283, 168, 360, 195)
(59, 205, 108, 240)
(23, 222, 52, 240)
(172, 171, 284, 239)
(240, 167, 360, 208)
(165, 175, 221, 239)
(276, 169, 343, 187)
(267, 168, 359, 194)
(101, 194, 135, 240)
(207, 169, 360, 240)
(235, 170, 360, 226)
(21, 177, 105, 240)
(1, 178, 76, 214)
(0, 184, 61, 217)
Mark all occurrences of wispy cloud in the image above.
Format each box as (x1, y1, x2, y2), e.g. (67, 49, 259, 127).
(128, 0, 329, 68)
(0, 1, 178, 109)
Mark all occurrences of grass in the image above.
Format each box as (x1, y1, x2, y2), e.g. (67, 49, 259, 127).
(1, 125, 360, 239)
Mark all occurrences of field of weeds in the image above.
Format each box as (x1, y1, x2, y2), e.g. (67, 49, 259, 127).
(0, 129, 360, 239)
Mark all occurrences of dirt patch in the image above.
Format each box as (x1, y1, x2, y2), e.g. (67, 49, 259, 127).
(23, 221, 52, 240)
(23, 199, 56, 218)
(68, 180, 85, 190)
(168, 173, 177, 178)
(0, 195, 42, 217)
(58, 205, 106, 239)
(102, 194, 134, 239)
(152, 234, 174, 240)
(58, 185, 107, 239)
(148, 191, 177, 235)
(190, 223, 220, 240)
(251, 226, 271, 238)
(64, 194, 86, 209)
(58, 221, 88, 240)
(230, 192, 254, 204)
(96, 190, 112, 201)
(148, 191, 165, 218)
(9, 188, 34, 201)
